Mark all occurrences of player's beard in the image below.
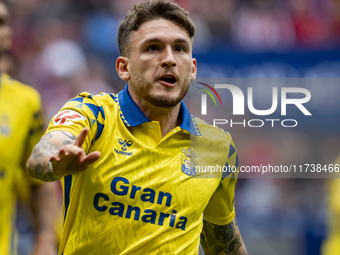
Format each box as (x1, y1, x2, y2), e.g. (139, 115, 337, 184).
(130, 72, 190, 108)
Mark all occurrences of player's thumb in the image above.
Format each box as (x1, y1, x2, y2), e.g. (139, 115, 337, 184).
(81, 151, 101, 169)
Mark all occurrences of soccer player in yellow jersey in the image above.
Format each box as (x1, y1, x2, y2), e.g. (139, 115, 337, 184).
(27, 0, 248, 254)
(0, 0, 58, 254)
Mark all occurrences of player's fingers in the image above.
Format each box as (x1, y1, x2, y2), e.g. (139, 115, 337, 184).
(74, 128, 89, 148)
(49, 155, 58, 163)
(58, 148, 66, 158)
(80, 151, 101, 169)
(54, 146, 84, 167)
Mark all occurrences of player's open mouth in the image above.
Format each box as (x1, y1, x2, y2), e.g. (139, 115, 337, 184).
(158, 74, 177, 87)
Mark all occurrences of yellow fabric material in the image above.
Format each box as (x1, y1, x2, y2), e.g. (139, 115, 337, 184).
(46, 91, 239, 255)
(322, 155, 340, 255)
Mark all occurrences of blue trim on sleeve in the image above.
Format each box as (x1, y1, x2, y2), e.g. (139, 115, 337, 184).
(85, 103, 100, 119)
(108, 93, 116, 102)
(94, 122, 105, 142)
(69, 97, 84, 103)
(221, 162, 234, 180)
(64, 175, 72, 222)
(99, 105, 106, 120)
(228, 144, 236, 158)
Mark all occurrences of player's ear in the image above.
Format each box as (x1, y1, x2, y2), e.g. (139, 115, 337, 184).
(190, 58, 197, 82)
(116, 57, 130, 81)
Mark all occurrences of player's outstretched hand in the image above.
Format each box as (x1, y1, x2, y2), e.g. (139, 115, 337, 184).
(49, 128, 101, 179)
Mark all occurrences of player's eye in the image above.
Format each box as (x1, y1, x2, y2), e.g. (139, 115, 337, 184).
(147, 45, 159, 52)
(174, 46, 186, 52)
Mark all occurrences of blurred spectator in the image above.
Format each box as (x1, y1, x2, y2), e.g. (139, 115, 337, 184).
(231, 0, 295, 52)
(193, 0, 235, 41)
(0, 50, 18, 77)
(289, 0, 333, 49)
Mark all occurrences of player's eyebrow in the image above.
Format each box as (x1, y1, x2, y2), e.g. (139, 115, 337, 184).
(173, 38, 191, 46)
(140, 37, 190, 46)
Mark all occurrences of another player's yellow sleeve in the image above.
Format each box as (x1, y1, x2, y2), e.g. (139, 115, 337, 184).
(24, 87, 45, 187)
(203, 132, 239, 225)
(322, 155, 340, 255)
(45, 92, 105, 153)
(26, 88, 44, 158)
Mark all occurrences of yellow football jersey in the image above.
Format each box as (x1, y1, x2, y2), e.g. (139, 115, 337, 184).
(0, 73, 44, 255)
(322, 155, 340, 255)
(46, 85, 239, 255)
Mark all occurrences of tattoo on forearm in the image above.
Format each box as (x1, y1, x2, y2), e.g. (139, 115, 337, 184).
(31, 140, 59, 181)
(201, 218, 248, 255)
(41, 132, 52, 141)
(214, 220, 235, 243)
(32, 141, 59, 160)
(60, 131, 76, 140)
(30, 131, 76, 181)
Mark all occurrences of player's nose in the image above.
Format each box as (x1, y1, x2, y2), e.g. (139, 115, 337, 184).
(161, 46, 176, 68)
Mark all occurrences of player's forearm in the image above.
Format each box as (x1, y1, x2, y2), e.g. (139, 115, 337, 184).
(31, 182, 58, 240)
(201, 218, 248, 255)
(27, 137, 60, 181)
(31, 182, 59, 254)
(27, 131, 76, 181)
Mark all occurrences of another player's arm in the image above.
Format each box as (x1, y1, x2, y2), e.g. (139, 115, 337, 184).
(30, 182, 58, 255)
(201, 218, 248, 255)
(27, 128, 100, 182)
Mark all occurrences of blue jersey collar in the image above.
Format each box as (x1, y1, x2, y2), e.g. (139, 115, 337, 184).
(117, 85, 200, 136)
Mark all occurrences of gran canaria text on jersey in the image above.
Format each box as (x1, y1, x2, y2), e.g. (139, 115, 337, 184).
(93, 176, 188, 231)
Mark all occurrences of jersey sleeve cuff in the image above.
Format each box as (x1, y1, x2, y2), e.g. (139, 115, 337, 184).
(203, 210, 235, 226)
(45, 127, 80, 139)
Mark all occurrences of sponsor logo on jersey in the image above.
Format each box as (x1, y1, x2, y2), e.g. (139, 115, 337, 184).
(114, 139, 134, 156)
(53, 110, 86, 126)
(181, 148, 197, 176)
(118, 139, 133, 151)
(93, 176, 188, 230)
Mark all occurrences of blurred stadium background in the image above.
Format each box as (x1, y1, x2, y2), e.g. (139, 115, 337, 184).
(6, 0, 340, 254)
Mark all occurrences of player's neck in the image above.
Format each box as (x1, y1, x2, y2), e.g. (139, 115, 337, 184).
(131, 95, 181, 137)
(143, 103, 181, 137)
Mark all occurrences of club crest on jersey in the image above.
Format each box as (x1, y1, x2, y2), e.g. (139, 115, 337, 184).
(181, 148, 197, 176)
(53, 110, 86, 126)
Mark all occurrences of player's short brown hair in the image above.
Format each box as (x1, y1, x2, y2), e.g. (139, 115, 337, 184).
(118, 0, 195, 56)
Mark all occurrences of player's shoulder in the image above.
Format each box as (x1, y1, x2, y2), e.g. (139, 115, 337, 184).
(192, 115, 234, 143)
(62, 91, 118, 120)
(1, 73, 40, 102)
(64, 91, 117, 108)
(70, 91, 117, 105)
